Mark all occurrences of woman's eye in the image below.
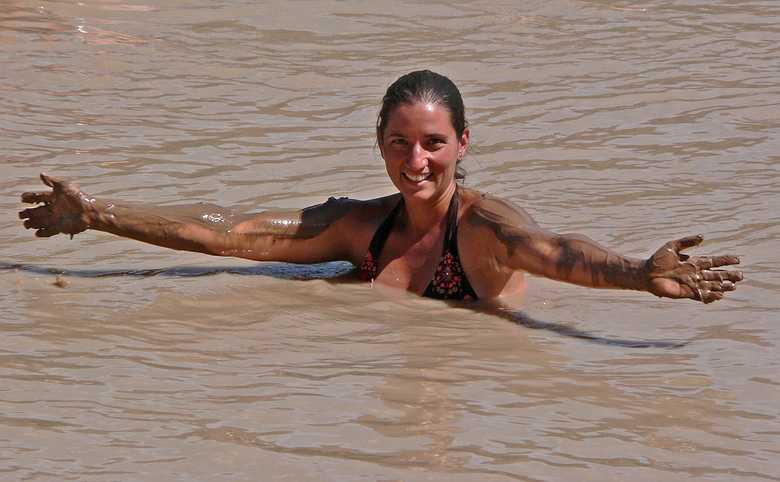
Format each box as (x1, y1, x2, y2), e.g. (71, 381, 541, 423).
(391, 138, 407, 146)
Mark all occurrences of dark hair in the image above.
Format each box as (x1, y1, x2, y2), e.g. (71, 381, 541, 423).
(376, 70, 468, 181)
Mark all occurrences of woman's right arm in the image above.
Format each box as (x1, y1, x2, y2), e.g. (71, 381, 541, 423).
(467, 195, 743, 303)
(19, 174, 359, 264)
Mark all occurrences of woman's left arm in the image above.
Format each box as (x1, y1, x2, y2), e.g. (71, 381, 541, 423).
(469, 201, 743, 303)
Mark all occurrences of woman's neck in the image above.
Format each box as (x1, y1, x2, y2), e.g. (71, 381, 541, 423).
(401, 184, 456, 238)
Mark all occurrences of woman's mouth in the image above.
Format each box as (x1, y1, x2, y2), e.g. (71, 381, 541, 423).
(403, 172, 432, 183)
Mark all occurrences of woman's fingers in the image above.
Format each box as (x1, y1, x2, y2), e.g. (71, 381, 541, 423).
(687, 285, 724, 304)
(688, 255, 741, 269)
(24, 217, 48, 229)
(21, 174, 68, 205)
(35, 226, 60, 237)
(701, 280, 736, 292)
(701, 269, 744, 283)
(19, 205, 54, 230)
(671, 234, 704, 252)
(20, 174, 88, 238)
(710, 255, 740, 268)
(40, 172, 63, 189)
(21, 191, 52, 204)
(19, 205, 49, 220)
(685, 269, 741, 303)
(700, 290, 724, 304)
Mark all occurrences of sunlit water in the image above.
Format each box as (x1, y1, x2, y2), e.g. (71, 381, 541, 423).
(1, 1, 778, 480)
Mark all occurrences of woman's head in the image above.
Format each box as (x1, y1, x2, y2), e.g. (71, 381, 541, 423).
(377, 70, 468, 180)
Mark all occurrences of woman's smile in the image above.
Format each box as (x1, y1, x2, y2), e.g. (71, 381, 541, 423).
(402, 171, 432, 183)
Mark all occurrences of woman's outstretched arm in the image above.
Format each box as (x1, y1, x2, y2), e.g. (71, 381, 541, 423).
(19, 173, 358, 264)
(468, 197, 744, 303)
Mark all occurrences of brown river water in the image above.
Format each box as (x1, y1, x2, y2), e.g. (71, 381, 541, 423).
(1, 1, 779, 480)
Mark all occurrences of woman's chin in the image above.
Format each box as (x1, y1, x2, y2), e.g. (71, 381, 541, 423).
(399, 184, 457, 205)
(398, 180, 435, 199)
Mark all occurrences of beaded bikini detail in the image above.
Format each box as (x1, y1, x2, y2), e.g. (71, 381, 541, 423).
(358, 191, 478, 301)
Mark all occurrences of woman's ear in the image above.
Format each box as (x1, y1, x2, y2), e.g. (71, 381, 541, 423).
(458, 128, 470, 158)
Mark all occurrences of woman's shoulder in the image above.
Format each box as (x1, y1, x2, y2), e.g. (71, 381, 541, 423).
(305, 193, 400, 234)
(459, 188, 538, 229)
(328, 193, 400, 222)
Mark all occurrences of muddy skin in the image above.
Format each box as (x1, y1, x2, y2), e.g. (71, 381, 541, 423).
(470, 203, 647, 290)
(19, 174, 355, 261)
(468, 199, 742, 302)
(552, 234, 648, 290)
(645, 238, 742, 304)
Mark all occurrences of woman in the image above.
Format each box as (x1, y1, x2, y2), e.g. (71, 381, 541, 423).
(19, 70, 742, 303)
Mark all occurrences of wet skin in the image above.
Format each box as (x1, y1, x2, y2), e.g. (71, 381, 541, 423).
(19, 174, 360, 263)
(20, 173, 743, 303)
(460, 190, 742, 303)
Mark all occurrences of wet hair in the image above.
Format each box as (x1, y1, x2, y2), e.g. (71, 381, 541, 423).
(377, 70, 468, 181)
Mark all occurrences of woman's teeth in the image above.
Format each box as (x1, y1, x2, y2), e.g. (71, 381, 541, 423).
(404, 172, 431, 182)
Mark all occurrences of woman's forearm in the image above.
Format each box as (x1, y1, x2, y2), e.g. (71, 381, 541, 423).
(540, 233, 650, 291)
(87, 199, 248, 253)
(498, 226, 649, 290)
(87, 196, 354, 262)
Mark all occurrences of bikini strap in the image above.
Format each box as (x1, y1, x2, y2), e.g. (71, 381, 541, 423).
(366, 196, 404, 260)
(443, 189, 461, 248)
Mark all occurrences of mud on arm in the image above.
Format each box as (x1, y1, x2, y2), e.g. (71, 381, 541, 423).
(20, 174, 356, 264)
(468, 200, 743, 302)
(490, 223, 649, 291)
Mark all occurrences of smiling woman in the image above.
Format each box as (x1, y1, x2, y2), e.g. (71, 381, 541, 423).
(18, 70, 743, 303)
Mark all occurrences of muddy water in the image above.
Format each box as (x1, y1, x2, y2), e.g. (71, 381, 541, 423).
(1, 1, 779, 480)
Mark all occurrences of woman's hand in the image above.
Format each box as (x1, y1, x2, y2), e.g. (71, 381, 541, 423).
(646, 235, 743, 303)
(19, 173, 94, 238)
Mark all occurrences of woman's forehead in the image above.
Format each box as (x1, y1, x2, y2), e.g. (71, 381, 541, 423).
(384, 102, 454, 133)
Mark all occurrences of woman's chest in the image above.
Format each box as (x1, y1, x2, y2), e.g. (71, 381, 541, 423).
(370, 232, 445, 294)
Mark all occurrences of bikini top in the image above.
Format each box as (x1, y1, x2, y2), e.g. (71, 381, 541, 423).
(358, 190, 479, 301)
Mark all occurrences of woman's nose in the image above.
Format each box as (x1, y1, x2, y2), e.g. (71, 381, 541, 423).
(406, 143, 429, 171)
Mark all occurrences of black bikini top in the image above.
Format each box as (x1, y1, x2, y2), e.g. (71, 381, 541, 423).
(358, 190, 479, 301)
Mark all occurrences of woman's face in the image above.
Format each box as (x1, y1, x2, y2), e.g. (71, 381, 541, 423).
(379, 101, 469, 204)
